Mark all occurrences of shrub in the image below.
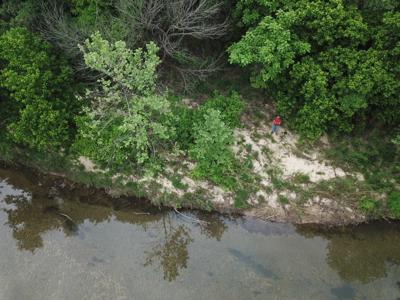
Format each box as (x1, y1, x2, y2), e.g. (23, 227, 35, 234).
(199, 91, 245, 128)
(292, 172, 310, 184)
(388, 191, 400, 218)
(190, 108, 236, 189)
(228, 1, 400, 139)
(169, 105, 195, 151)
(169, 91, 244, 153)
(235, 189, 250, 208)
(359, 197, 380, 215)
(278, 195, 290, 205)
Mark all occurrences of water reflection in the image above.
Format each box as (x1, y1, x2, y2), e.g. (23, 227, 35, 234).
(195, 211, 228, 241)
(144, 215, 193, 281)
(4, 194, 57, 251)
(297, 223, 400, 284)
(0, 167, 163, 251)
(2, 165, 400, 290)
(0, 166, 228, 282)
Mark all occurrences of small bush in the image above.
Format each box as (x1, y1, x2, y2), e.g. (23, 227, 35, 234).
(359, 197, 379, 215)
(388, 191, 400, 218)
(190, 108, 236, 189)
(169, 91, 244, 152)
(292, 172, 310, 184)
(366, 171, 393, 192)
(278, 195, 289, 205)
(235, 189, 250, 208)
(200, 91, 245, 128)
(171, 175, 189, 191)
(169, 105, 195, 151)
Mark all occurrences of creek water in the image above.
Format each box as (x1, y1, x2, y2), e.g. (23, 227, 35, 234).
(0, 166, 399, 300)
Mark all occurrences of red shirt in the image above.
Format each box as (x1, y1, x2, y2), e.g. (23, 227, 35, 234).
(273, 117, 281, 126)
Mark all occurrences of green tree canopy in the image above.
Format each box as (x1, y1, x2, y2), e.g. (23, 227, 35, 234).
(228, 0, 400, 138)
(74, 33, 172, 171)
(0, 27, 78, 151)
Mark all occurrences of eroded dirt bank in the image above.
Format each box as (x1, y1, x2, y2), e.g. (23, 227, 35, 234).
(1, 101, 383, 225)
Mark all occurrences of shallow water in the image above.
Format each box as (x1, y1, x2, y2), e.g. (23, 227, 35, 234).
(0, 166, 399, 300)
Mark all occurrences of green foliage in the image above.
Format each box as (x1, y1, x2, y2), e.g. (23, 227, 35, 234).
(235, 189, 250, 208)
(388, 191, 400, 218)
(278, 195, 290, 205)
(229, 0, 400, 139)
(0, 27, 78, 151)
(0, 132, 14, 162)
(326, 133, 399, 193)
(169, 91, 244, 152)
(0, 0, 40, 33)
(359, 197, 380, 215)
(170, 175, 189, 191)
(74, 33, 172, 171)
(291, 172, 311, 184)
(199, 91, 245, 128)
(169, 105, 196, 151)
(71, 0, 114, 28)
(190, 108, 236, 189)
(394, 135, 400, 146)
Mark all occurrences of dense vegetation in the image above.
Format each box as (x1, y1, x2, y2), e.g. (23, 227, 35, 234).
(0, 0, 399, 217)
(229, 0, 400, 138)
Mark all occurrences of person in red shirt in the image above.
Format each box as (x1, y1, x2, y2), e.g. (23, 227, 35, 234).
(271, 116, 282, 134)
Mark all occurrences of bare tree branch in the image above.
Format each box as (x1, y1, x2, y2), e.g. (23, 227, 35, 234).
(38, 0, 230, 87)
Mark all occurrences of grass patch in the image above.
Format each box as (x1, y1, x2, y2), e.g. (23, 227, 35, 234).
(388, 191, 400, 218)
(359, 197, 380, 216)
(235, 189, 251, 208)
(170, 174, 189, 191)
(325, 132, 399, 194)
(278, 195, 290, 205)
(291, 172, 311, 184)
(261, 146, 273, 162)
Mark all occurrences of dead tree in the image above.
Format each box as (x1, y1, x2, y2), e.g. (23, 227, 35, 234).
(118, 0, 230, 90)
(39, 0, 230, 88)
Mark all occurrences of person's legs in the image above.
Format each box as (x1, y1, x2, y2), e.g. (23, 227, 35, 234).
(271, 124, 277, 134)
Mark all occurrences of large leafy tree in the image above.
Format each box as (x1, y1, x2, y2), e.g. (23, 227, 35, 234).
(228, 0, 400, 138)
(74, 33, 172, 170)
(0, 27, 78, 151)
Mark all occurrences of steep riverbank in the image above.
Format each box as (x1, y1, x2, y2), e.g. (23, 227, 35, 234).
(1, 97, 398, 226)
(1, 115, 392, 226)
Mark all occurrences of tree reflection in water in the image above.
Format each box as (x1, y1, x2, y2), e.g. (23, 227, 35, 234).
(0, 168, 163, 252)
(0, 167, 229, 282)
(4, 195, 59, 251)
(196, 211, 228, 241)
(144, 211, 229, 281)
(297, 223, 400, 283)
(144, 214, 193, 281)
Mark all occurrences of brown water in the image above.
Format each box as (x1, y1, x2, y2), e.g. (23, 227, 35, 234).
(0, 166, 399, 300)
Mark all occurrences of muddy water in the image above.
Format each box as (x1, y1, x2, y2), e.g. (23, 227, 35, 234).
(0, 166, 399, 300)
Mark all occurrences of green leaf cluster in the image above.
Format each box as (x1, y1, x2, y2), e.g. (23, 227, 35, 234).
(359, 197, 380, 216)
(0, 27, 78, 151)
(189, 109, 237, 189)
(199, 91, 245, 128)
(170, 91, 245, 151)
(71, 0, 114, 28)
(388, 191, 400, 218)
